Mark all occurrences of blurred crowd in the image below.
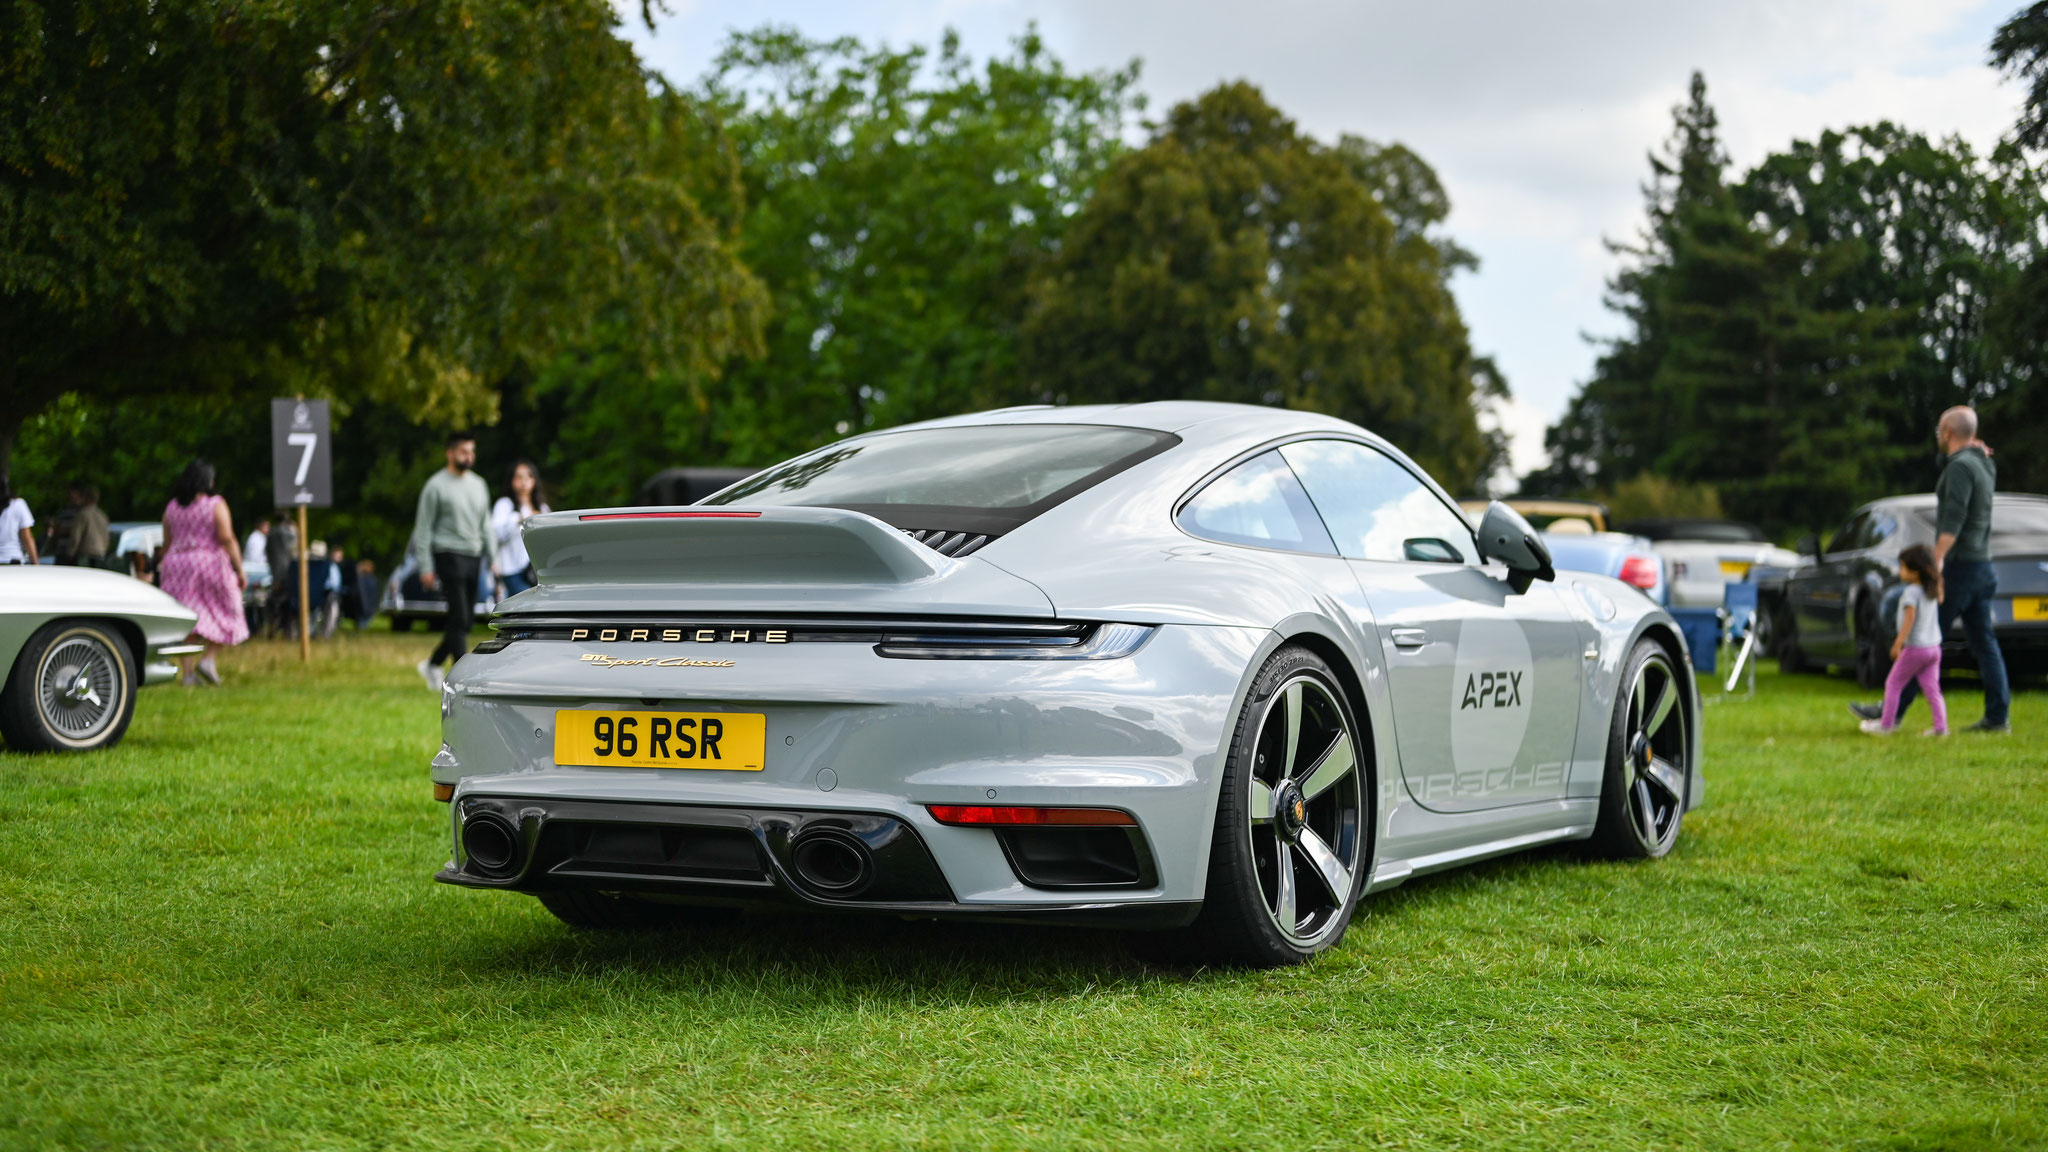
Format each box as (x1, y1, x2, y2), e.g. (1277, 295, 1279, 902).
(0, 435, 545, 689)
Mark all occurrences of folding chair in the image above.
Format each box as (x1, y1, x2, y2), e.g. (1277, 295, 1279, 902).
(1667, 608, 1721, 677)
(1722, 581, 1760, 696)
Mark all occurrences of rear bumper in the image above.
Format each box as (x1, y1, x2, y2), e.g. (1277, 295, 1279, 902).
(436, 794, 1198, 929)
(434, 623, 1268, 910)
(1946, 621, 2048, 671)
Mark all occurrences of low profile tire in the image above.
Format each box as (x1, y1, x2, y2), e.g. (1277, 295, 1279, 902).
(1777, 618, 1809, 675)
(1853, 624, 1888, 691)
(1589, 639, 1690, 860)
(1155, 645, 1368, 968)
(0, 620, 138, 753)
(536, 890, 739, 932)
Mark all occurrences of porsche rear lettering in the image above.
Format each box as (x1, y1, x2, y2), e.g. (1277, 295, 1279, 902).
(568, 627, 789, 644)
(1459, 670, 1523, 710)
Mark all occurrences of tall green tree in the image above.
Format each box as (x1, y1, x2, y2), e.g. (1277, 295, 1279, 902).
(525, 27, 1141, 490)
(1, 0, 765, 475)
(1018, 83, 1504, 493)
(1536, 75, 1947, 532)
(1984, 2, 2048, 491)
(1741, 124, 2044, 494)
(1534, 72, 1727, 495)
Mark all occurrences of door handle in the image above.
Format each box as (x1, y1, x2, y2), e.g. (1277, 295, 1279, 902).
(1389, 628, 1428, 649)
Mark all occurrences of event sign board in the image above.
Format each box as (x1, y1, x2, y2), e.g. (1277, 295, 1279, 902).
(271, 399, 332, 508)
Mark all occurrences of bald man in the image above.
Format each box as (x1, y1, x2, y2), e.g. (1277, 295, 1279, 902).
(1852, 406, 2009, 732)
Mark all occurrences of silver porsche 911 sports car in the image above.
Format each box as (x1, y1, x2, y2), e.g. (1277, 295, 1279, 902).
(434, 402, 1701, 967)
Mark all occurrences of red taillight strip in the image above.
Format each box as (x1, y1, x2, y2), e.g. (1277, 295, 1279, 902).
(576, 511, 762, 521)
(927, 805, 1136, 827)
(1617, 554, 1660, 589)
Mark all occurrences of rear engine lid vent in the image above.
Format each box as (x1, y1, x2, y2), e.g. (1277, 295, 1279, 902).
(904, 529, 995, 558)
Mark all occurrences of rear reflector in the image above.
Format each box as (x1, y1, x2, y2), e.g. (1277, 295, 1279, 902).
(577, 511, 762, 521)
(1618, 555, 1660, 590)
(927, 805, 1136, 827)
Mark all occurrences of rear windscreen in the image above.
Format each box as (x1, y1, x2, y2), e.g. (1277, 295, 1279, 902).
(705, 424, 1178, 535)
(1913, 501, 2048, 539)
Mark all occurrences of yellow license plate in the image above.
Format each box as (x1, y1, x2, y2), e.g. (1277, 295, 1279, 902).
(1719, 560, 1753, 580)
(2016, 597, 2048, 622)
(554, 711, 767, 771)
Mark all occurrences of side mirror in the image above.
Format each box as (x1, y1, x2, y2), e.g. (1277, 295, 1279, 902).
(1796, 534, 1820, 559)
(1402, 537, 1463, 564)
(1475, 502, 1556, 595)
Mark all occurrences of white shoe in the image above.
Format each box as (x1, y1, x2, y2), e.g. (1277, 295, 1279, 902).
(417, 658, 444, 691)
(196, 656, 221, 685)
(1859, 719, 1893, 735)
(1921, 728, 1948, 738)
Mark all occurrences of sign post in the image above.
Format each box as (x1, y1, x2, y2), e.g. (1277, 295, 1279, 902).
(271, 399, 333, 663)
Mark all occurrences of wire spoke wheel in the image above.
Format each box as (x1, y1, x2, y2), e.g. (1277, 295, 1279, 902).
(36, 631, 125, 743)
(1246, 675, 1363, 948)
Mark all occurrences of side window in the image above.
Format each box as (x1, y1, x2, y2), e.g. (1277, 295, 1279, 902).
(1828, 512, 1870, 555)
(1178, 451, 1338, 555)
(1278, 439, 1478, 564)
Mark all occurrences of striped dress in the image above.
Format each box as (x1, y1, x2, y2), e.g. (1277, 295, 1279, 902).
(159, 495, 249, 646)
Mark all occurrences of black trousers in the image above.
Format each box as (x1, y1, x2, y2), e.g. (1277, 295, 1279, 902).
(430, 551, 482, 666)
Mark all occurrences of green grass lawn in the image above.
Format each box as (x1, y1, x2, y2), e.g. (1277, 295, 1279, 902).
(2, 634, 2043, 1150)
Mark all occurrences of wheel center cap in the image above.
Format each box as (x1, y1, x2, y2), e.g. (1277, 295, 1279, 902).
(56, 665, 91, 706)
(1276, 782, 1308, 841)
(1628, 731, 1651, 771)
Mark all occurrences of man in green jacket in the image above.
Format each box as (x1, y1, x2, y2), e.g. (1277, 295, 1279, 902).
(1854, 406, 2009, 732)
(412, 432, 497, 690)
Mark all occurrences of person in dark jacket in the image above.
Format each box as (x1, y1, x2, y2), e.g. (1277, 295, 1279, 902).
(1852, 406, 2009, 732)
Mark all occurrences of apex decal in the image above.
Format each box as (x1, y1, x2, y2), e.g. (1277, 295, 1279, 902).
(1460, 670, 1523, 710)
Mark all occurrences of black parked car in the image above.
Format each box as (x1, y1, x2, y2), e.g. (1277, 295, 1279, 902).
(1759, 492, 2048, 687)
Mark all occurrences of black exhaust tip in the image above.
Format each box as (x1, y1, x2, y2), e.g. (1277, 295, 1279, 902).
(461, 814, 522, 878)
(789, 828, 874, 896)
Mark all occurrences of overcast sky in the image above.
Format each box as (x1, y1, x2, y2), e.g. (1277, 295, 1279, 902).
(620, 1, 2027, 476)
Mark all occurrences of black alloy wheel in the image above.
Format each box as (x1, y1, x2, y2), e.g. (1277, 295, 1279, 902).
(1853, 619, 1889, 691)
(1590, 639, 1690, 859)
(0, 620, 138, 753)
(1160, 645, 1368, 968)
(1776, 613, 1809, 675)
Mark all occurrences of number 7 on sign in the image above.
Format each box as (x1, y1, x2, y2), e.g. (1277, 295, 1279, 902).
(287, 432, 318, 485)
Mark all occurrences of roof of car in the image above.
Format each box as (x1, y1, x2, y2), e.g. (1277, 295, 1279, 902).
(1615, 518, 1767, 542)
(890, 400, 1363, 437)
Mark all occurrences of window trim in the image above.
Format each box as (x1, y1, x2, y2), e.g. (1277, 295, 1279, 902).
(1173, 448, 1338, 557)
(1173, 434, 1477, 563)
(1276, 437, 1480, 565)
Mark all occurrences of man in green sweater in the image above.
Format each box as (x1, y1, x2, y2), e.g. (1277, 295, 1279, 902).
(412, 432, 498, 690)
(1853, 406, 2009, 732)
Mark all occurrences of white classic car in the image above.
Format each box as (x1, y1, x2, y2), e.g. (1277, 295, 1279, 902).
(0, 566, 200, 752)
(1615, 519, 1800, 609)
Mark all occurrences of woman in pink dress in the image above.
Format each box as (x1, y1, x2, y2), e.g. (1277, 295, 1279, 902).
(159, 460, 249, 685)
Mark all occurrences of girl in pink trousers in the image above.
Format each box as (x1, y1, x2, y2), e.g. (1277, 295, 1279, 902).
(1861, 543, 1947, 737)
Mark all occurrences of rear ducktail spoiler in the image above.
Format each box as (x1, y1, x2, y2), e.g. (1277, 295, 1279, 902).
(523, 506, 953, 587)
